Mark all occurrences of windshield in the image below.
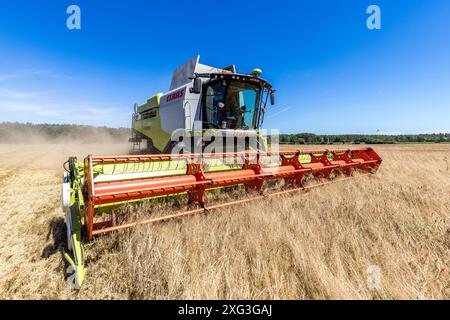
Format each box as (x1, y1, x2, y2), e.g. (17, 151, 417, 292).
(202, 80, 261, 130)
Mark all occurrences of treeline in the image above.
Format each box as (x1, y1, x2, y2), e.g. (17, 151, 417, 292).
(1, 122, 448, 145)
(0, 122, 130, 144)
(279, 133, 450, 145)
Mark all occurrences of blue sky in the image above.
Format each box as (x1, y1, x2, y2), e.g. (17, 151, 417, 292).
(0, 0, 449, 134)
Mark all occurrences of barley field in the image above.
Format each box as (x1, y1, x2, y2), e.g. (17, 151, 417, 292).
(0, 143, 449, 299)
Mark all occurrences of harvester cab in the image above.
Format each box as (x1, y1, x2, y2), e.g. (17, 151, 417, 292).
(129, 55, 275, 153)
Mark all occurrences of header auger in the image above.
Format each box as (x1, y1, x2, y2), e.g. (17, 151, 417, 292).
(61, 57, 382, 288)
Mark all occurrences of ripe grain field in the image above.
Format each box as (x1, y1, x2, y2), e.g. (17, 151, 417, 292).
(0, 143, 449, 299)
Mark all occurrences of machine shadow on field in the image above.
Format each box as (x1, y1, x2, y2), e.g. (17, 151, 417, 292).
(41, 217, 66, 259)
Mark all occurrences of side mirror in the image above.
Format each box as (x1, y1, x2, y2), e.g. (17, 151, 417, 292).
(270, 91, 276, 105)
(193, 78, 202, 94)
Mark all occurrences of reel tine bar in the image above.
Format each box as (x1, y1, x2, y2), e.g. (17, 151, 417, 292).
(83, 148, 382, 238)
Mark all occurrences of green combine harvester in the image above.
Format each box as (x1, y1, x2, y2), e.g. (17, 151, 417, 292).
(61, 56, 382, 288)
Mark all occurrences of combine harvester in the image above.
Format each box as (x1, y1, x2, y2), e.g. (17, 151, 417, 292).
(61, 56, 382, 287)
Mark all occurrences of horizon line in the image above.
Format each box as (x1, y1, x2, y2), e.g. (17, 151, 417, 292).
(1, 121, 449, 136)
